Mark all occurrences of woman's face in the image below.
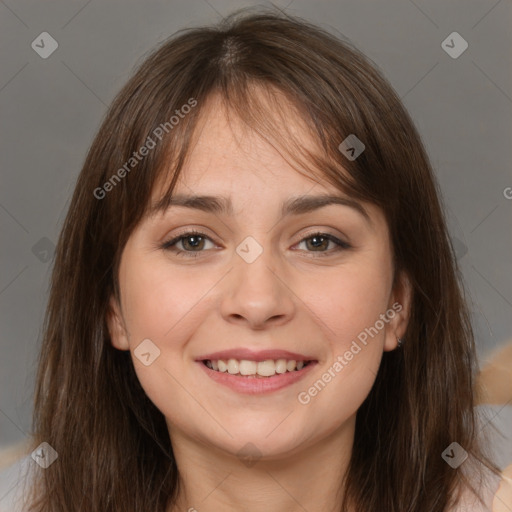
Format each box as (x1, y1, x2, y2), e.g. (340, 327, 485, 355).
(108, 95, 411, 461)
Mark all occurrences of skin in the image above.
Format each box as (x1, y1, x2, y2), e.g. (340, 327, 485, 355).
(107, 92, 412, 512)
(494, 464, 512, 512)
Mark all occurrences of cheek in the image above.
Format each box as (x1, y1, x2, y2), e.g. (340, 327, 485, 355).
(306, 257, 393, 346)
(120, 254, 209, 342)
(296, 267, 389, 422)
(296, 253, 392, 410)
(119, 256, 207, 423)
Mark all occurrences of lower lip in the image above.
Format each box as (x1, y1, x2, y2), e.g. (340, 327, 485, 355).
(196, 361, 318, 395)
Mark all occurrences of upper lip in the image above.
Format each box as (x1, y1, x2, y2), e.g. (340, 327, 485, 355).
(195, 348, 316, 362)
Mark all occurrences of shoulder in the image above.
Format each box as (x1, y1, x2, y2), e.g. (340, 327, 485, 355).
(474, 402, 512, 511)
(475, 403, 512, 471)
(492, 463, 512, 512)
(450, 463, 512, 512)
(453, 468, 502, 512)
(0, 441, 33, 512)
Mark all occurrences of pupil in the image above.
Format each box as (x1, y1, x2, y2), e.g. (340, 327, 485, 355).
(309, 236, 326, 250)
(185, 235, 203, 250)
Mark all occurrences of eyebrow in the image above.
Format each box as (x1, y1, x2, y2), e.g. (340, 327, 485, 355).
(148, 193, 371, 224)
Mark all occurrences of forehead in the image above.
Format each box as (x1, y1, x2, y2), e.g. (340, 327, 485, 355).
(146, 102, 383, 233)
(146, 92, 387, 232)
(154, 90, 331, 200)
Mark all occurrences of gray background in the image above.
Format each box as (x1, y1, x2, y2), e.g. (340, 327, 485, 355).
(1, 0, 511, 451)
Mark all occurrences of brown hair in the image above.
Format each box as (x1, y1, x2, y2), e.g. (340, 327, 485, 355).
(24, 7, 500, 511)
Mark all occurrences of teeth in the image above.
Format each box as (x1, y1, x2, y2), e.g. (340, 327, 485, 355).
(227, 359, 239, 374)
(257, 360, 276, 377)
(239, 360, 257, 375)
(205, 358, 310, 377)
(275, 359, 287, 374)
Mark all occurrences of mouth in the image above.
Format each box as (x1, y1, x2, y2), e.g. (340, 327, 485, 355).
(201, 358, 315, 378)
(196, 355, 318, 395)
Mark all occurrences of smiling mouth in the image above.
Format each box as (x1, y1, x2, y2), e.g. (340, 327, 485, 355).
(202, 358, 315, 378)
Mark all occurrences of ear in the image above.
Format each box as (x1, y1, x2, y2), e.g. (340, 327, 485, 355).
(106, 295, 130, 351)
(383, 270, 413, 352)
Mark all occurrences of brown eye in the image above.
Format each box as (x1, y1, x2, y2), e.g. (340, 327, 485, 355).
(296, 232, 351, 256)
(179, 234, 206, 251)
(161, 230, 215, 257)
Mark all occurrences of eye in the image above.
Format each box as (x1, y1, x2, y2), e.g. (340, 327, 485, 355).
(294, 232, 351, 256)
(160, 230, 216, 258)
(160, 230, 351, 258)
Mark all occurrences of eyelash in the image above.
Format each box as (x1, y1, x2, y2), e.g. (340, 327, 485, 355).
(160, 229, 351, 258)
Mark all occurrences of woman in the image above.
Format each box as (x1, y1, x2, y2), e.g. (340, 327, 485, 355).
(12, 8, 507, 511)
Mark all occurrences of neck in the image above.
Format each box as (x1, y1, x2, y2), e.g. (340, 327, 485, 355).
(167, 415, 356, 512)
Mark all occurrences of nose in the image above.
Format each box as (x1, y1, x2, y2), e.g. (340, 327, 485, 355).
(219, 247, 295, 330)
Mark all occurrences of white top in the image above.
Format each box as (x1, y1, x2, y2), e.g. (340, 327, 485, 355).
(0, 452, 30, 512)
(455, 468, 502, 511)
(0, 404, 510, 511)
